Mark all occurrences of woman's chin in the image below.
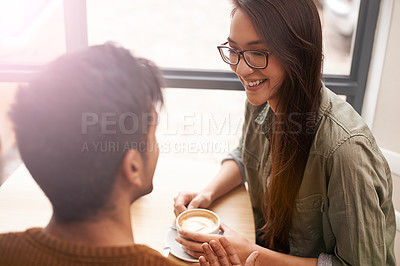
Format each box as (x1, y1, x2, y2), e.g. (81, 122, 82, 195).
(246, 94, 268, 106)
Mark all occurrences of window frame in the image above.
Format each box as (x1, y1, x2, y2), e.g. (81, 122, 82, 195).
(0, 0, 380, 114)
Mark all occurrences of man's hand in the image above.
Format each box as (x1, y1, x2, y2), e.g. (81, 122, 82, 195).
(175, 223, 254, 263)
(199, 237, 259, 266)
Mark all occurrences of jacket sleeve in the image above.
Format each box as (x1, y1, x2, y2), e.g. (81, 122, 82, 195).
(326, 135, 396, 265)
(221, 125, 246, 183)
(221, 101, 250, 184)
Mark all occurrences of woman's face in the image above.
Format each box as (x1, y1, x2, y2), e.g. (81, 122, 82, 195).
(229, 8, 285, 109)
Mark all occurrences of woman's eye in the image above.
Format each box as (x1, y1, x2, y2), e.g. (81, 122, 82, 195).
(252, 52, 265, 57)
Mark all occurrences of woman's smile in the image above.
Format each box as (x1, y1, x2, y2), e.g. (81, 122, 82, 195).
(242, 78, 267, 92)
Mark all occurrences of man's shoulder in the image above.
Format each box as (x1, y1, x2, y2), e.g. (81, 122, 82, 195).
(133, 245, 185, 265)
(0, 229, 185, 266)
(0, 229, 36, 265)
(0, 229, 30, 243)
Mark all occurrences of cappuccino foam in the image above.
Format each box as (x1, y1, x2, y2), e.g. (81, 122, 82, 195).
(180, 216, 217, 233)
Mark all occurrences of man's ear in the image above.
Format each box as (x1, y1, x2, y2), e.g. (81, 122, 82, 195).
(120, 149, 144, 188)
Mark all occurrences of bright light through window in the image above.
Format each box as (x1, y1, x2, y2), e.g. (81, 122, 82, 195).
(87, 0, 232, 71)
(87, 0, 360, 75)
(0, 0, 66, 63)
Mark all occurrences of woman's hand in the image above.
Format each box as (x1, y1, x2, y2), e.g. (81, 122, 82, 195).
(175, 223, 254, 263)
(173, 191, 213, 216)
(199, 237, 259, 266)
(173, 160, 243, 217)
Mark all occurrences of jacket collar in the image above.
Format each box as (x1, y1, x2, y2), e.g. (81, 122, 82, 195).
(316, 82, 330, 124)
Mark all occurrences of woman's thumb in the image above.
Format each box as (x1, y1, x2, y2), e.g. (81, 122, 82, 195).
(220, 222, 231, 233)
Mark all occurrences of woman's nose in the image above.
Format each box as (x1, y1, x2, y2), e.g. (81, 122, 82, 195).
(232, 57, 254, 77)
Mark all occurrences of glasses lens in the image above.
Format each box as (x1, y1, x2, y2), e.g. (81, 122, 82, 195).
(219, 47, 239, 65)
(244, 51, 267, 68)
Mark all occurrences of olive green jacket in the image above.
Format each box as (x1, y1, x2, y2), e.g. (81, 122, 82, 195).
(228, 85, 396, 265)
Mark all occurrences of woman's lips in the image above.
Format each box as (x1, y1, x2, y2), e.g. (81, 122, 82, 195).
(243, 79, 267, 92)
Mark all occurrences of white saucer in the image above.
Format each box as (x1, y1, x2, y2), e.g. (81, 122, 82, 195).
(164, 228, 199, 263)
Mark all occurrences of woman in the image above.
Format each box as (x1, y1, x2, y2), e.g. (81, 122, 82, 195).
(174, 0, 396, 265)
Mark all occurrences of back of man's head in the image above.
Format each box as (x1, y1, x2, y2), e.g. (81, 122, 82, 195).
(10, 43, 163, 223)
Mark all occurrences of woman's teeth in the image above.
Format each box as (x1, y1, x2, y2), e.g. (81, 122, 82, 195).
(246, 79, 266, 87)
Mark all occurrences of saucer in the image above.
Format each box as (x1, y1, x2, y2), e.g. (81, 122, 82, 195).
(164, 228, 199, 263)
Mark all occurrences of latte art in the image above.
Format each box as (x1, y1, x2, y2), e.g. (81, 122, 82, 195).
(176, 209, 220, 235)
(180, 216, 217, 233)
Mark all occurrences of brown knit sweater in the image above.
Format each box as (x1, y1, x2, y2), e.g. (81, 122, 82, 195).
(0, 228, 185, 266)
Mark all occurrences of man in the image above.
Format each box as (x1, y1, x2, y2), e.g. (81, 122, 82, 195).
(0, 43, 186, 265)
(0, 43, 256, 266)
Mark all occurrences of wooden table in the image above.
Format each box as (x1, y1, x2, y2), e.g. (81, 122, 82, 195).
(0, 156, 255, 264)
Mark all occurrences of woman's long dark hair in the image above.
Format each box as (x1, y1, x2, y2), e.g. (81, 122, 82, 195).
(232, 0, 323, 252)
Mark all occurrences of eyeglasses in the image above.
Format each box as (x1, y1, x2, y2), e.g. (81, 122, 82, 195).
(217, 42, 271, 69)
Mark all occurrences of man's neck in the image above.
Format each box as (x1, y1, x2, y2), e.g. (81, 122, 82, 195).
(44, 208, 134, 247)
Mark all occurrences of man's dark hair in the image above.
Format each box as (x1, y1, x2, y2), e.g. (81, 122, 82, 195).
(10, 43, 163, 223)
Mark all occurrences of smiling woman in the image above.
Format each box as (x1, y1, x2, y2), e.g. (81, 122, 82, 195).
(222, 8, 287, 109)
(173, 0, 396, 265)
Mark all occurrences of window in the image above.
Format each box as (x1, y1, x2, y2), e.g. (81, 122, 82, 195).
(1, 0, 379, 113)
(85, 0, 380, 113)
(158, 88, 245, 163)
(319, 0, 360, 76)
(86, 0, 231, 71)
(0, 0, 66, 64)
(321, 0, 380, 112)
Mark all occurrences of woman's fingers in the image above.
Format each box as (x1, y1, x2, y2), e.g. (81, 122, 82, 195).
(182, 245, 205, 259)
(177, 229, 219, 244)
(176, 229, 221, 259)
(173, 192, 213, 216)
(219, 222, 232, 234)
(173, 192, 194, 216)
(175, 235, 204, 252)
(187, 196, 204, 210)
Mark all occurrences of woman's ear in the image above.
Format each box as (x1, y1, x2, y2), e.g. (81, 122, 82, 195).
(120, 149, 144, 187)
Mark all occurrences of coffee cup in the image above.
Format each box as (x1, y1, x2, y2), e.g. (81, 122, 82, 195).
(176, 209, 220, 235)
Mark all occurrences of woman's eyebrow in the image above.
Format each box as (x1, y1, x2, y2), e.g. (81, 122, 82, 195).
(247, 40, 263, 45)
(227, 37, 263, 46)
(227, 37, 237, 44)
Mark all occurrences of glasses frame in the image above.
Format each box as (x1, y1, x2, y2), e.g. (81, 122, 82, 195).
(217, 41, 272, 69)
